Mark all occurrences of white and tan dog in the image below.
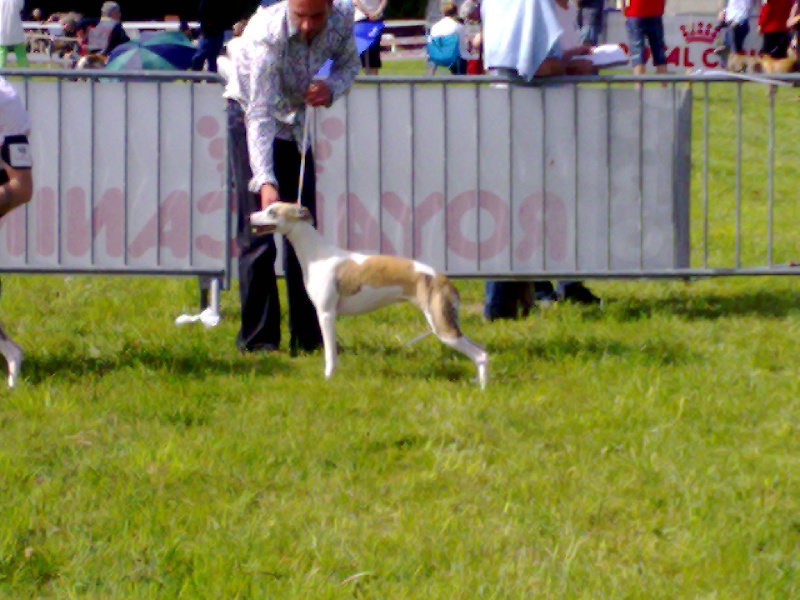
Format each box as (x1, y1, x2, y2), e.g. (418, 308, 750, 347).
(250, 202, 488, 387)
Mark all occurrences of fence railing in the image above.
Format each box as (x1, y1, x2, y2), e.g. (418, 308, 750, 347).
(0, 70, 796, 321)
(314, 73, 800, 279)
(0, 70, 229, 283)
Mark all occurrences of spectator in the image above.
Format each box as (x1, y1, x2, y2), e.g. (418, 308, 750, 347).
(190, 0, 240, 73)
(82, 1, 129, 56)
(459, 0, 483, 74)
(481, 0, 599, 319)
(52, 12, 82, 58)
(577, 0, 604, 46)
(529, 0, 600, 308)
(0, 75, 32, 219)
(759, 0, 793, 58)
(353, 0, 387, 74)
(715, 0, 754, 65)
(224, 0, 360, 353)
(624, 0, 667, 76)
(0, 0, 29, 68)
(429, 1, 469, 74)
(30, 7, 43, 21)
(0, 74, 33, 386)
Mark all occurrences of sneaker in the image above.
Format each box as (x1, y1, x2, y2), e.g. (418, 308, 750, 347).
(558, 282, 601, 305)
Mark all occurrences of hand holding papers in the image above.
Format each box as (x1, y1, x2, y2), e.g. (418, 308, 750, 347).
(584, 44, 629, 68)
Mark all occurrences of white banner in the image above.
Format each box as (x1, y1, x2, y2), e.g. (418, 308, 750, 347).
(315, 83, 691, 276)
(0, 78, 228, 274)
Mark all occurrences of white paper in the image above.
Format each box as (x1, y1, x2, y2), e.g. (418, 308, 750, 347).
(585, 44, 629, 68)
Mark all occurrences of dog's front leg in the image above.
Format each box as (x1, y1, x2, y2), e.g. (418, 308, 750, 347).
(318, 310, 338, 379)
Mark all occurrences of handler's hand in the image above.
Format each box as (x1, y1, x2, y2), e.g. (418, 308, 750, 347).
(305, 81, 332, 107)
(260, 183, 280, 209)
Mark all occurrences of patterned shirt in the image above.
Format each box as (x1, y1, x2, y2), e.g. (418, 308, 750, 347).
(227, 0, 360, 193)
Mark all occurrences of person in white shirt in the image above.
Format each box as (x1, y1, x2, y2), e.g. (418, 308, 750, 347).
(716, 0, 754, 61)
(353, 0, 388, 74)
(224, 0, 360, 354)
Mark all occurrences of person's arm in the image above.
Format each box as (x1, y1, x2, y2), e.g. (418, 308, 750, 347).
(788, 2, 800, 28)
(373, 0, 389, 20)
(0, 164, 32, 219)
(563, 45, 592, 59)
(352, 0, 370, 18)
(534, 56, 566, 77)
(240, 41, 281, 207)
(324, 8, 361, 105)
(0, 131, 33, 219)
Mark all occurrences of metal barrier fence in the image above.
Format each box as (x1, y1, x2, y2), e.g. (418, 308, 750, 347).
(0, 70, 229, 305)
(0, 69, 797, 318)
(314, 73, 800, 279)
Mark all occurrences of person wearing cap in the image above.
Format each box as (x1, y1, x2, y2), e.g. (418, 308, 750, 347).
(0, 0, 29, 68)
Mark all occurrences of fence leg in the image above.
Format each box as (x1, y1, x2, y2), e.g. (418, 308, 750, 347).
(207, 277, 221, 315)
(175, 277, 222, 328)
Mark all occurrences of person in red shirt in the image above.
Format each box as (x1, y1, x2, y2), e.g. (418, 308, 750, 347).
(758, 0, 793, 58)
(624, 0, 667, 76)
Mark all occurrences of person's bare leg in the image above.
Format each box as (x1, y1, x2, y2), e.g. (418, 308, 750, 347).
(656, 63, 667, 87)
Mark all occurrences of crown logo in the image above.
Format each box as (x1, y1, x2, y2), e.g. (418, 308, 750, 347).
(680, 21, 718, 44)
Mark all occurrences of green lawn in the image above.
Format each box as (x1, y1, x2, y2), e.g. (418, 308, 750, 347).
(1, 72, 800, 598)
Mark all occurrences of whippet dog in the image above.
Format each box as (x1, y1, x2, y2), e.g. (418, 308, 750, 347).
(250, 202, 488, 388)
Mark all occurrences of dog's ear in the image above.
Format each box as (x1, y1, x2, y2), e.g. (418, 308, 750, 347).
(295, 206, 314, 224)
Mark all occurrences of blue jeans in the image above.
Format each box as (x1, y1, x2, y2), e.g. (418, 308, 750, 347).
(725, 19, 750, 53)
(577, 6, 604, 46)
(191, 34, 224, 73)
(625, 16, 667, 67)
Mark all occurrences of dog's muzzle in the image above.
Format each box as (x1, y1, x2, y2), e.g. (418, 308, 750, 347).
(249, 212, 277, 236)
(250, 223, 276, 236)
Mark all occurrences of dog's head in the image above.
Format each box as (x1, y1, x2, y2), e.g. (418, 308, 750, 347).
(250, 201, 314, 236)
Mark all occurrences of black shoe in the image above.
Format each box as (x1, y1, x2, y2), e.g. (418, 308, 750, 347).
(559, 282, 601, 305)
(239, 342, 280, 354)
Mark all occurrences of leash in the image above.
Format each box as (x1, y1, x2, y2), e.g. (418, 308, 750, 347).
(297, 106, 312, 205)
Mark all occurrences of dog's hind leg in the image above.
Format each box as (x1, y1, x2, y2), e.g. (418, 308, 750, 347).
(440, 335, 489, 390)
(424, 275, 489, 388)
(0, 322, 22, 388)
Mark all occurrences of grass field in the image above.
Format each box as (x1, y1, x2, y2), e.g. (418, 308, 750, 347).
(2, 64, 800, 598)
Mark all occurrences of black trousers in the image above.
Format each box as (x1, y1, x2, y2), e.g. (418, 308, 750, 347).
(228, 100, 322, 352)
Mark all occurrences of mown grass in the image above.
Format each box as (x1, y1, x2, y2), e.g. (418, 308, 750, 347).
(1, 65, 800, 598)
